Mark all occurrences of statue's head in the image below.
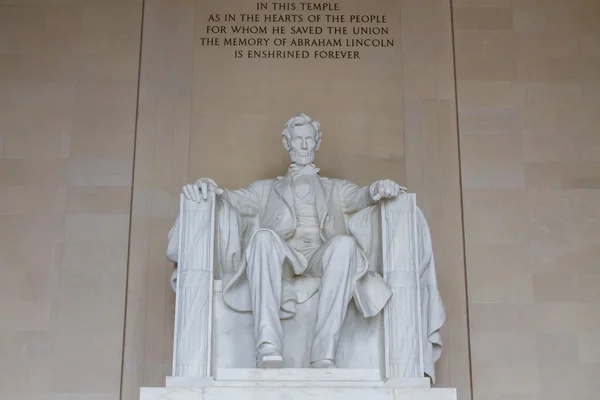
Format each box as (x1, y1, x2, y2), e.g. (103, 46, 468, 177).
(281, 113, 322, 166)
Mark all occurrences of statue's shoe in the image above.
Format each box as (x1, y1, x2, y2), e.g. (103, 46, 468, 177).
(310, 359, 339, 368)
(256, 343, 284, 368)
(257, 354, 284, 368)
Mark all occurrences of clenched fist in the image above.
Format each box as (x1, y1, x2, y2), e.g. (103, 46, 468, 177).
(182, 178, 224, 202)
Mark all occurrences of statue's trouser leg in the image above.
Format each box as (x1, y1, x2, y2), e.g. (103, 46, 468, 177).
(310, 234, 358, 363)
(245, 230, 286, 356)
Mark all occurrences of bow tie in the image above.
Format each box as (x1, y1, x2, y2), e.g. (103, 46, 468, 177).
(288, 164, 320, 177)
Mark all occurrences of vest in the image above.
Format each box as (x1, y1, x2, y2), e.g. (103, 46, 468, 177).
(288, 177, 323, 257)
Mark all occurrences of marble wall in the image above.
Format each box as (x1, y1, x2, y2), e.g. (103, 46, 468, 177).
(0, 0, 142, 399)
(453, 0, 600, 399)
(1, 0, 598, 400)
(121, 0, 471, 399)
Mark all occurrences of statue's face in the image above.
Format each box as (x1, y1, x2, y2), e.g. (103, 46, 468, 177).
(287, 124, 319, 166)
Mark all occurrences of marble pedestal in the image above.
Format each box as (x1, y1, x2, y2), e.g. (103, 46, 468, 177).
(144, 281, 456, 400)
(141, 369, 456, 400)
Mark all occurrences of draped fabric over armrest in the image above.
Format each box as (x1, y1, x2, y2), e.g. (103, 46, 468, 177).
(348, 195, 445, 383)
(415, 207, 446, 382)
(167, 198, 248, 289)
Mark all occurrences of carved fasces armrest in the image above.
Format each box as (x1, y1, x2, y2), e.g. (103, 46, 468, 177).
(380, 194, 425, 380)
(172, 193, 216, 377)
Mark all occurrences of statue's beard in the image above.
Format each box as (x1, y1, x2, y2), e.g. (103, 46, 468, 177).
(289, 150, 315, 166)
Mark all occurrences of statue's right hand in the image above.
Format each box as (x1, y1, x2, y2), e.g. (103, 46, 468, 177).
(182, 178, 224, 202)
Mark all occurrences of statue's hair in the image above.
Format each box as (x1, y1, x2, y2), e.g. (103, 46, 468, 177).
(281, 113, 322, 145)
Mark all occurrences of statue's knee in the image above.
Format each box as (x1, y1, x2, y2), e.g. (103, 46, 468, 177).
(251, 229, 277, 247)
(328, 234, 357, 250)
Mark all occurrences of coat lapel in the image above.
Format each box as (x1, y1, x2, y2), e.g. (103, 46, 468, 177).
(315, 176, 333, 226)
(273, 174, 295, 218)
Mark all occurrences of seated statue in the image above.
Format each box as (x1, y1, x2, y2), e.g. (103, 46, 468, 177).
(167, 113, 445, 380)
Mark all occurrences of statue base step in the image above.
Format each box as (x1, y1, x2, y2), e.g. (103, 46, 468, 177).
(141, 369, 456, 400)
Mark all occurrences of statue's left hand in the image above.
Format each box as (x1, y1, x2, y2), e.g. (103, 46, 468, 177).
(182, 178, 224, 203)
(369, 179, 407, 202)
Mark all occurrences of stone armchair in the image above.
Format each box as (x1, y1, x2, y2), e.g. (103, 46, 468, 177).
(166, 193, 445, 386)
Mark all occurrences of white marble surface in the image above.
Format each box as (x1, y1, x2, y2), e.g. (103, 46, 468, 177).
(142, 386, 456, 400)
(167, 370, 431, 388)
(214, 368, 382, 381)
